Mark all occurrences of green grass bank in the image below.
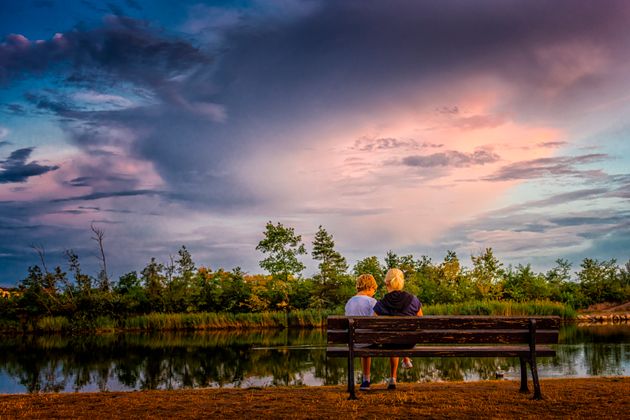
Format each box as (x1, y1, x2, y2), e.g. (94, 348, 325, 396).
(0, 300, 575, 334)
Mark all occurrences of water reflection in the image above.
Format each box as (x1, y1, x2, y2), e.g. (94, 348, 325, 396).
(0, 324, 628, 394)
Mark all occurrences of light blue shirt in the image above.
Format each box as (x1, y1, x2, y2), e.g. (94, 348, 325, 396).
(345, 295, 377, 316)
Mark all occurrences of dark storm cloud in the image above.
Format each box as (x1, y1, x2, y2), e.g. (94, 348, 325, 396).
(0, 147, 59, 183)
(402, 149, 500, 168)
(65, 175, 135, 188)
(4, 1, 630, 211)
(51, 188, 162, 202)
(0, 16, 211, 93)
(3, 104, 26, 115)
(0, 15, 247, 207)
(24, 92, 76, 114)
(210, 0, 630, 112)
(484, 154, 609, 181)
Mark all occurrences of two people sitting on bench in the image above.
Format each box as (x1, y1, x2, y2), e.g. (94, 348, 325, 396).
(374, 268, 423, 390)
(344, 268, 423, 391)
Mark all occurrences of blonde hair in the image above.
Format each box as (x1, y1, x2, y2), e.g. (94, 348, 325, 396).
(385, 268, 404, 291)
(356, 274, 377, 292)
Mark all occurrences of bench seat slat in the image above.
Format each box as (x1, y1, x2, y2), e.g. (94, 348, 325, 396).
(327, 330, 559, 345)
(326, 345, 556, 358)
(327, 316, 560, 330)
(328, 329, 558, 345)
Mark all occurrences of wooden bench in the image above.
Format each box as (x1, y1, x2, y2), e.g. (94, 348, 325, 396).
(327, 315, 560, 400)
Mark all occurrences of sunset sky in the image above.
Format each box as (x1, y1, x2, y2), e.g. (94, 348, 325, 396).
(1, 0, 629, 285)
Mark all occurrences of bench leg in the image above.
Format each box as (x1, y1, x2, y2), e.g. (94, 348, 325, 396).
(347, 355, 357, 400)
(519, 357, 529, 393)
(529, 356, 542, 400)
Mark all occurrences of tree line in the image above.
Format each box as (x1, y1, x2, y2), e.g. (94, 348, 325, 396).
(1, 222, 629, 325)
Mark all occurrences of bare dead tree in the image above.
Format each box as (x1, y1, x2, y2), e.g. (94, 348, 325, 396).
(29, 243, 49, 274)
(91, 223, 110, 291)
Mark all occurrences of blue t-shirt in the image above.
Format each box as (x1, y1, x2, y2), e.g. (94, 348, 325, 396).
(345, 295, 377, 316)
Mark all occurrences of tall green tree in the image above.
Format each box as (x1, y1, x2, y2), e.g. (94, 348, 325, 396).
(312, 225, 348, 282)
(577, 258, 621, 305)
(310, 225, 349, 307)
(65, 249, 92, 295)
(141, 257, 166, 311)
(384, 250, 399, 269)
(256, 221, 307, 281)
(470, 248, 504, 299)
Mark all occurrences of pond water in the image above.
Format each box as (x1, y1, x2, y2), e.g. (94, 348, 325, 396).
(0, 323, 628, 394)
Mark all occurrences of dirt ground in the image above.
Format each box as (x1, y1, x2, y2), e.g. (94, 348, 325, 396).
(1, 378, 628, 419)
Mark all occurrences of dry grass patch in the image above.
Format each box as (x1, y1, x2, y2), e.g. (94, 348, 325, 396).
(1, 378, 628, 419)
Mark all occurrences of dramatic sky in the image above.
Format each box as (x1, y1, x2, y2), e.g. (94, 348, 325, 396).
(1, 0, 629, 285)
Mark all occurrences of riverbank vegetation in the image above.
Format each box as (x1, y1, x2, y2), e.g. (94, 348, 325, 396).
(0, 222, 628, 332)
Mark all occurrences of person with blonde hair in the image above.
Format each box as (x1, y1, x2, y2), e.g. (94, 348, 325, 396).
(373, 268, 423, 390)
(344, 273, 378, 390)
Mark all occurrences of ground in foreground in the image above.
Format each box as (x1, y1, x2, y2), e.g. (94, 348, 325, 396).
(1, 378, 628, 419)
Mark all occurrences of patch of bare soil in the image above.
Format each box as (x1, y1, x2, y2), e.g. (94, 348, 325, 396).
(1, 378, 629, 419)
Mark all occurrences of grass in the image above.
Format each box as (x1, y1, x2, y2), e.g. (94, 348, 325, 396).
(123, 309, 333, 331)
(0, 302, 576, 334)
(0, 309, 333, 334)
(35, 316, 71, 333)
(423, 300, 576, 318)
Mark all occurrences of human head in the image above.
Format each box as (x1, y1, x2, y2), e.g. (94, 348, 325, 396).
(384, 268, 404, 291)
(356, 274, 377, 293)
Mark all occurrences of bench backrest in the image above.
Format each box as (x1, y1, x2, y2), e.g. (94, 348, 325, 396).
(327, 316, 560, 346)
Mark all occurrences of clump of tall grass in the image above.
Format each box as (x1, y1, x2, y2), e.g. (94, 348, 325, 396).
(424, 300, 576, 318)
(287, 309, 333, 328)
(122, 309, 330, 331)
(35, 316, 71, 333)
(93, 316, 117, 333)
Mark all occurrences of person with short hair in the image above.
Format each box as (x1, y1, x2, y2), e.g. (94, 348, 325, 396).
(344, 273, 378, 391)
(373, 268, 423, 390)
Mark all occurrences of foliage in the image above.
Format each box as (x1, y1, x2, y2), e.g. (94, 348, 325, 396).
(310, 226, 351, 308)
(423, 300, 576, 318)
(2, 223, 629, 332)
(256, 221, 307, 281)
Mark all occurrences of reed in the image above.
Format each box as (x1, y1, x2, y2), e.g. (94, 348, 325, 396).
(122, 309, 331, 331)
(35, 316, 71, 333)
(93, 316, 117, 333)
(423, 300, 576, 318)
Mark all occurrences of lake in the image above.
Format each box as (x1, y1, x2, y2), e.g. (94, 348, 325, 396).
(0, 323, 628, 393)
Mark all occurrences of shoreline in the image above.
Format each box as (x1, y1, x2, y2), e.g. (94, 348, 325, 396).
(1, 378, 628, 419)
(1, 317, 628, 335)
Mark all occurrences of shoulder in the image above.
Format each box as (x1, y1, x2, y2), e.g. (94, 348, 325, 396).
(411, 295, 422, 309)
(373, 300, 386, 315)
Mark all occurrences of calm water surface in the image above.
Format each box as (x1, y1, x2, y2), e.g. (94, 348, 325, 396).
(0, 323, 628, 393)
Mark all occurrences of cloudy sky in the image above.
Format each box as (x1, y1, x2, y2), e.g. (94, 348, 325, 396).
(1, 0, 629, 285)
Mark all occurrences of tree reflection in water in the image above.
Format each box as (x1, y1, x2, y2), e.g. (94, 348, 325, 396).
(0, 324, 628, 393)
